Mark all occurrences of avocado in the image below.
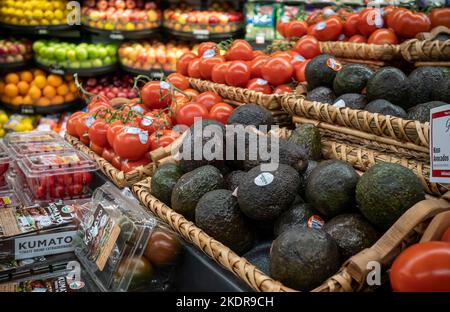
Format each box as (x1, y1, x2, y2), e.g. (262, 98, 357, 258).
(171, 165, 225, 219)
(178, 120, 226, 173)
(435, 33, 450, 41)
(356, 162, 425, 230)
(305, 54, 340, 89)
(333, 93, 368, 110)
(224, 170, 246, 191)
(298, 160, 318, 197)
(306, 87, 336, 104)
(151, 163, 183, 205)
(237, 164, 300, 221)
(293, 194, 305, 204)
(269, 228, 340, 291)
(306, 160, 359, 218)
(274, 203, 319, 237)
(323, 214, 379, 260)
(407, 101, 448, 122)
(365, 99, 407, 118)
(227, 104, 274, 129)
(408, 66, 445, 107)
(333, 64, 374, 95)
(432, 71, 450, 103)
(242, 241, 272, 275)
(288, 124, 322, 161)
(366, 67, 410, 108)
(195, 189, 254, 254)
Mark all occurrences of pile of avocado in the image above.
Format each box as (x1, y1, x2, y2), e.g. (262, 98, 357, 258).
(305, 54, 449, 122)
(150, 104, 426, 291)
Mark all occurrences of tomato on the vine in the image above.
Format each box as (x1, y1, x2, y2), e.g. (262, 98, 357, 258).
(306, 11, 325, 26)
(292, 35, 321, 59)
(368, 28, 398, 45)
(196, 91, 222, 111)
(121, 157, 151, 173)
(150, 130, 178, 151)
(199, 53, 225, 80)
(167, 73, 189, 91)
(387, 8, 408, 29)
(140, 112, 172, 134)
(273, 84, 293, 94)
(311, 16, 343, 41)
(392, 11, 431, 39)
(224, 39, 253, 61)
(187, 58, 201, 79)
(246, 78, 272, 94)
(197, 42, 218, 57)
(224, 60, 251, 88)
(88, 119, 109, 148)
(106, 120, 123, 147)
(75, 113, 95, 141)
(175, 102, 209, 127)
(261, 56, 294, 86)
(211, 62, 230, 84)
(276, 19, 289, 37)
(113, 127, 151, 161)
(208, 102, 234, 124)
(111, 154, 122, 170)
(357, 8, 384, 37)
(102, 147, 115, 163)
(249, 56, 268, 79)
(294, 59, 310, 82)
(176, 52, 197, 76)
(285, 20, 308, 39)
(441, 227, 450, 242)
(66, 112, 84, 138)
(141, 81, 172, 110)
(270, 51, 293, 61)
(183, 88, 199, 100)
(90, 142, 104, 156)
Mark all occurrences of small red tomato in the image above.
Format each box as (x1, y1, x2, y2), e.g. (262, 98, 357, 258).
(442, 227, 450, 242)
(196, 91, 222, 111)
(167, 73, 190, 91)
(261, 56, 294, 86)
(121, 157, 151, 173)
(294, 59, 310, 83)
(187, 58, 201, 79)
(311, 17, 343, 41)
(208, 102, 234, 124)
(285, 20, 308, 39)
(224, 60, 251, 88)
(273, 84, 293, 94)
(348, 35, 367, 43)
(249, 56, 268, 79)
(367, 28, 398, 45)
(67, 184, 83, 196)
(211, 62, 230, 84)
(102, 147, 115, 162)
(292, 35, 321, 59)
(224, 39, 253, 61)
(90, 142, 104, 156)
(175, 102, 209, 127)
(176, 52, 197, 75)
(246, 78, 272, 94)
(149, 130, 178, 151)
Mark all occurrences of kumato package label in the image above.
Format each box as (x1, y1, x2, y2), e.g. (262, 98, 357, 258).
(430, 104, 450, 183)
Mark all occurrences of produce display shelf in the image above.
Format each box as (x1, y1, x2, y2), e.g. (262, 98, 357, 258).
(0, 22, 77, 36)
(83, 25, 161, 40)
(0, 59, 33, 73)
(1, 99, 83, 115)
(120, 63, 174, 79)
(35, 61, 118, 78)
(165, 28, 245, 41)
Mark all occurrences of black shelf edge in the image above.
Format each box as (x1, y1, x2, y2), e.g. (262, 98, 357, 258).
(120, 63, 174, 78)
(1, 99, 83, 115)
(165, 27, 245, 41)
(35, 61, 118, 78)
(83, 25, 162, 40)
(0, 22, 77, 36)
(0, 59, 34, 73)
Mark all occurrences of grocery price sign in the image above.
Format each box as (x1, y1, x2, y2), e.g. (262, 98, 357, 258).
(430, 104, 450, 183)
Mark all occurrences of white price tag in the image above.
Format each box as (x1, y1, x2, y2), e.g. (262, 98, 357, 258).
(110, 33, 124, 40)
(430, 104, 450, 183)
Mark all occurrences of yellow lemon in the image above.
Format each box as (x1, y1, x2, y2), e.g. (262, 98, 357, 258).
(33, 9, 43, 19)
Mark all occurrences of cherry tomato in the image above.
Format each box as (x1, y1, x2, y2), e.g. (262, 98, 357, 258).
(86, 95, 110, 112)
(358, 8, 384, 37)
(348, 35, 367, 43)
(285, 20, 308, 39)
(88, 119, 109, 148)
(167, 73, 189, 91)
(197, 42, 218, 57)
(196, 91, 222, 111)
(224, 60, 251, 88)
(102, 147, 115, 163)
(176, 52, 197, 75)
(80, 135, 90, 146)
(368, 28, 398, 45)
(149, 130, 178, 151)
(67, 184, 83, 196)
(211, 62, 230, 84)
(344, 13, 360, 37)
(292, 35, 321, 59)
(382, 5, 397, 26)
(141, 81, 172, 110)
(111, 155, 122, 170)
(430, 8, 450, 29)
(113, 127, 152, 161)
(51, 185, 65, 198)
(175, 102, 209, 127)
(273, 84, 293, 94)
(224, 39, 253, 61)
(392, 11, 431, 39)
(246, 78, 272, 94)
(261, 56, 294, 86)
(140, 111, 172, 134)
(117, 256, 153, 289)
(441, 227, 450, 242)
(311, 17, 343, 41)
(208, 102, 234, 124)
(90, 142, 104, 156)
(294, 59, 310, 82)
(249, 56, 268, 79)
(121, 157, 151, 173)
(390, 241, 450, 292)
(199, 54, 225, 80)
(66, 112, 84, 138)
(106, 120, 123, 147)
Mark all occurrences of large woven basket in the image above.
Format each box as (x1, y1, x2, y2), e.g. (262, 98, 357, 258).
(319, 41, 402, 61)
(401, 38, 450, 66)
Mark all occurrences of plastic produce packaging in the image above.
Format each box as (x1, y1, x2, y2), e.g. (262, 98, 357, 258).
(0, 141, 10, 188)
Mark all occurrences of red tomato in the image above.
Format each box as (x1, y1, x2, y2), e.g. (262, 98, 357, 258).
(348, 35, 367, 43)
(393, 11, 431, 39)
(183, 88, 199, 100)
(252, 50, 266, 58)
(249, 56, 268, 79)
(208, 102, 234, 124)
(199, 54, 225, 80)
(175, 102, 209, 127)
(276, 19, 288, 37)
(224, 60, 251, 88)
(141, 81, 172, 110)
(211, 62, 230, 84)
(75, 113, 95, 140)
(430, 8, 450, 29)
(311, 17, 343, 41)
(246, 78, 272, 94)
(306, 11, 325, 26)
(273, 84, 293, 94)
(442, 227, 450, 242)
(390, 241, 450, 292)
(86, 95, 110, 112)
(382, 5, 397, 25)
(387, 8, 408, 29)
(196, 91, 222, 111)
(344, 13, 360, 37)
(290, 53, 306, 68)
(80, 135, 90, 146)
(187, 58, 201, 79)
(66, 112, 84, 138)
(176, 52, 197, 75)
(121, 157, 151, 173)
(140, 112, 172, 134)
(358, 8, 384, 37)
(285, 20, 308, 39)
(368, 28, 398, 45)
(67, 184, 83, 196)
(261, 56, 294, 86)
(88, 119, 109, 147)
(167, 73, 189, 91)
(292, 35, 321, 59)
(102, 147, 115, 162)
(294, 59, 309, 82)
(149, 130, 178, 151)
(106, 120, 123, 147)
(90, 142, 104, 156)
(111, 155, 122, 170)
(224, 39, 253, 61)
(197, 42, 218, 57)
(270, 51, 293, 61)
(113, 127, 152, 161)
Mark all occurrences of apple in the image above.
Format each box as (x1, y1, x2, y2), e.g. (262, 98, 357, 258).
(0, 47, 6, 55)
(8, 45, 19, 54)
(55, 48, 67, 62)
(75, 47, 88, 61)
(97, 0, 108, 10)
(197, 15, 209, 25)
(219, 15, 229, 24)
(209, 15, 219, 24)
(147, 10, 158, 22)
(186, 14, 197, 24)
(92, 59, 103, 67)
(125, 0, 136, 9)
(103, 56, 113, 65)
(115, 0, 126, 9)
(69, 61, 81, 68)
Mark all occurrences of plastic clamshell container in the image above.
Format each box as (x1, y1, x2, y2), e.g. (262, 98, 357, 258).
(16, 151, 98, 201)
(0, 141, 11, 188)
(4, 131, 62, 146)
(0, 190, 21, 209)
(8, 141, 74, 159)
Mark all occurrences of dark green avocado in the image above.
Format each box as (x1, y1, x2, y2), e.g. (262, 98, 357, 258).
(333, 64, 373, 95)
(227, 104, 274, 129)
(151, 163, 183, 205)
(288, 124, 322, 161)
(408, 66, 445, 107)
(298, 160, 318, 197)
(224, 170, 246, 191)
(407, 101, 448, 122)
(305, 54, 341, 89)
(365, 99, 407, 118)
(274, 203, 320, 237)
(333, 93, 368, 110)
(366, 67, 410, 108)
(306, 87, 336, 104)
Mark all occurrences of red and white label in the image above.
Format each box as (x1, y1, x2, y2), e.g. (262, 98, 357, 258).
(430, 104, 450, 183)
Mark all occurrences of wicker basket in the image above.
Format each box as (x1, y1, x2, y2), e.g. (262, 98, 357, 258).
(319, 41, 402, 61)
(65, 133, 155, 188)
(401, 38, 450, 64)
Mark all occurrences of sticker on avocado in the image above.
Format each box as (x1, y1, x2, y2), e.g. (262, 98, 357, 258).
(315, 22, 326, 31)
(294, 55, 305, 62)
(203, 49, 216, 59)
(333, 99, 346, 108)
(307, 215, 324, 229)
(254, 172, 274, 186)
(326, 58, 342, 71)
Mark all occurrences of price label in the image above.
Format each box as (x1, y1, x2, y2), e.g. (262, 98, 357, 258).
(430, 104, 450, 183)
(193, 29, 209, 39)
(50, 67, 65, 75)
(37, 28, 48, 35)
(20, 105, 35, 115)
(151, 72, 163, 79)
(110, 32, 124, 40)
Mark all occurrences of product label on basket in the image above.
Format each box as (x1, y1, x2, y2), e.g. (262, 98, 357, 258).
(254, 172, 274, 186)
(333, 99, 346, 108)
(193, 29, 209, 36)
(307, 215, 325, 229)
(326, 58, 342, 71)
(83, 203, 121, 271)
(38, 154, 80, 166)
(110, 33, 124, 40)
(0, 275, 83, 292)
(430, 104, 450, 183)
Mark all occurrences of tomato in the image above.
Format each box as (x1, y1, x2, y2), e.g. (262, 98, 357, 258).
(337, 8, 352, 19)
(196, 91, 222, 111)
(187, 58, 201, 79)
(246, 78, 272, 94)
(166, 73, 189, 91)
(249, 56, 268, 79)
(390, 241, 450, 292)
(252, 50, 266, 58)
(89, 142, 104, 156)
(175, 102, 209, 127)
(106, 120, 123, 147)
(176, 52, 197, 75)
(208, 102, 234, 124)
(197, 42, 218, 57)
(117, 256, 153, 290)
(224, 39, 253, 61)
(368, 28, 398, 45)
(387, 8, 408, 29)
(66, 112, 84, 138)
(285, 20, 308, 39)
(311, 17, 343, 41)
(430, 8, 450, 29)
(170, 95, 189, 119)
(111, 154, 122, 170)
(86, 95, 110, 112)
(270, 51, 293, 61)
(80, 135, 90, 146)
(113, 126, 151, 161)
(306, 11, 325, 26)
(393, 11, 431, 39)
(199, 53, 224, 80)
(101, 147, 115, 162)
(344, 13, 360, 37)
(75, 113, 95, 141)
(292, 35, 321, 59)
(442, 227, 450, 242)
(382, 5, 397, 26)
(358, 8, 384, 37)
(211, 62, 229, 84)
(261, 56, 294, 86)
(224, 60, 251, 88)
(276, 19, 288, 38)
(140, 111, 172, 134)
(273, 84, 293, 94)
(144, 227, 181, 266)
(149, 130, 178, 151)
(294, 59, 309, 82)
(141, 81, 172, 110)
(67, 184, 83, 196)
(348, 35, 367, 43)
(88, 119, 109, 148)
(121, 157, 151, 173)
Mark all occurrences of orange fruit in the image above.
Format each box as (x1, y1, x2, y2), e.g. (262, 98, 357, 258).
(51, 95, 64, 105)
(1, 95, 11, 103)
(57, 84, 69, 96)
(0, 81, 5, 93)
(64, 93, 76, 102)
(47, 74, 63, 88)
(33, 69, 46, 77)
(29, 86, 42, 100)
(33, 76, 47, 89)
(37, 97, 51, 106)
(17, 81, 30, 95)
(22, 95, 33, 105)
(64, 74, 73, 81)
(11, 96, 24, 106)
(5, 73, 19, 84)
(69, 81, 77, 93)
(20, 71, 33, 83)
(43, 85, 56, 99)
(5, 84, 19, 98)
